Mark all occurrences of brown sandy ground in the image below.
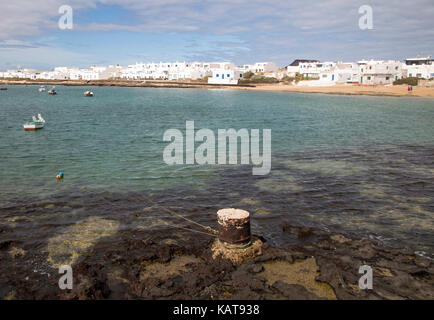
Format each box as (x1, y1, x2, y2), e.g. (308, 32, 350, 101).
(0, 224, 432, 300)
(2, 79, 434, 98)
(234, 83, 434, 98)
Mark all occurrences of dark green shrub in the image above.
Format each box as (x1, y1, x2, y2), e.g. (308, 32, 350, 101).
(239, 76, 279, 84)
(242, 71, 254, 79)
(393, 77, 419, 86)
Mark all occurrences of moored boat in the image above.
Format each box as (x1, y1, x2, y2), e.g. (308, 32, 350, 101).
(0, 87, 7, 90)
(38, 86, 46, 92)
(23, 114, 45, 131)
(48, 86, 57, 95)
(84, 91, 94, 97)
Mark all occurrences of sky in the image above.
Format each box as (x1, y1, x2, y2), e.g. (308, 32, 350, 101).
(0, 0, 433, 70)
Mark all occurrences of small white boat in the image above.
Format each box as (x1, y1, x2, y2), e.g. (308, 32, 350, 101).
(48, 86, 57, 95)
(23, 114, 45, 131)
(38, 86, 46, 92)
(84, 91, 94, 97)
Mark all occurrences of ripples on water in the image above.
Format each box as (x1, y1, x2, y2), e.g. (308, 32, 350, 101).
(0, 144, 433, 262)
(0, 86, 433, 265)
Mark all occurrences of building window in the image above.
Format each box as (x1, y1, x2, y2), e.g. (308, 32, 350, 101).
(240, 74, 243, 77)
(216, 74, 219, 77)
(368, 76, 371, 80)
(386, 77, 390, 80)
(227, 74, 230, 78)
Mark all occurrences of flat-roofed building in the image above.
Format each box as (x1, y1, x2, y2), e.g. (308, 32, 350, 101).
(403, 56, 434, 79)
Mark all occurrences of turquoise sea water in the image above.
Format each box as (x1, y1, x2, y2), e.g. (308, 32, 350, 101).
(0, 85, 433, 255)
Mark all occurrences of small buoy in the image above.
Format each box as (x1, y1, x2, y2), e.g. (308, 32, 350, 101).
(59, 172, 64, 179)
(56, 174, 61, 180)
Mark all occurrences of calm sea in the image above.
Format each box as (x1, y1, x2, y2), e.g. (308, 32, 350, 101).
(1, 85, 433, 256)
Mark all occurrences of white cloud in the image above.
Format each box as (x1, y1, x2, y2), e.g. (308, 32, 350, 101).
(0, 0, 433, 66)
(0, 1, 97, 38)
(0, 42, 92, 69)
(1, 0, 432, 37)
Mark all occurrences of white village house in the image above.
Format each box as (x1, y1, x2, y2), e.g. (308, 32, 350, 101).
(207, 62, 244, 85)
(243, 62, 278, 73)
(119, 62, 211, 81)
(2, 56, 432, 86)
(286, 59, 320, 77)
(292, 59, 404, 86)
(402, 56, 434, 79)
(358, 60, 403, 85)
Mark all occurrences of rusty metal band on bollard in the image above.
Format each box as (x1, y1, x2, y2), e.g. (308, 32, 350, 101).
(217, 208, 251, 248)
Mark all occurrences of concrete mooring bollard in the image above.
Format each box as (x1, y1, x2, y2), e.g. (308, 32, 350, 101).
(217, 208, 251, 248)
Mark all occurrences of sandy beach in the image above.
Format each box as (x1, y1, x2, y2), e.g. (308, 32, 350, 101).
(236, 83, 434, 98)
(2, 79, 434, 98)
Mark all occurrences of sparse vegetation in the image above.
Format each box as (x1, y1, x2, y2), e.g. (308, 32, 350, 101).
(239, 74, 279, 84)
(393, 77, 419, 86)
(281, 72, 303, 84)
(242, 71, 254, 79)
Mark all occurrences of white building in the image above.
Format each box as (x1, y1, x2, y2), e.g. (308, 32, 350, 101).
(207, 62, 243, 85)
(242, 64, 254, 72)
(286, 65, 300, 77)
(298, 61, 336, 80)
(333, 62, 360, 84)
(119, 61, 211, 81)
(2, 69, 37, 79)
(167, 62, 211, 81)
(243, 62, 278, 73)
(286, 60, 320, 77)
(359, 60, 402, 85)
(80, 69, 100, 80)
(402, 56, 434, 79)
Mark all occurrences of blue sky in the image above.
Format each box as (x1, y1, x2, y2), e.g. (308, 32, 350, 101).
(0, 0, 433, 70)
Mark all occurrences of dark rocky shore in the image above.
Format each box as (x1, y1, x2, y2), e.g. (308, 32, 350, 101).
(1, 223, 432, 300)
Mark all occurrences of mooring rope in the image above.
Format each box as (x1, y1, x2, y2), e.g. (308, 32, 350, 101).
(98, 193, 219, 237)
(155, 205, 219, 235)
(143, 196, 219, 236)
(168, 223, 218, 238)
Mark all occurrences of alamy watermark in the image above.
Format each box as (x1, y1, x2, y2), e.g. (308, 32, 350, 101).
(358, 265, 373, 290)
(58, 265, 73, 290)
(163, 121, 271, 175)
(359, 5, 373, 30)
(58, 5, 73, 30)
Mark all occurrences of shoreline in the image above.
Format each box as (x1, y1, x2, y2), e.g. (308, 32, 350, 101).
(2, 79, 434, 98)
